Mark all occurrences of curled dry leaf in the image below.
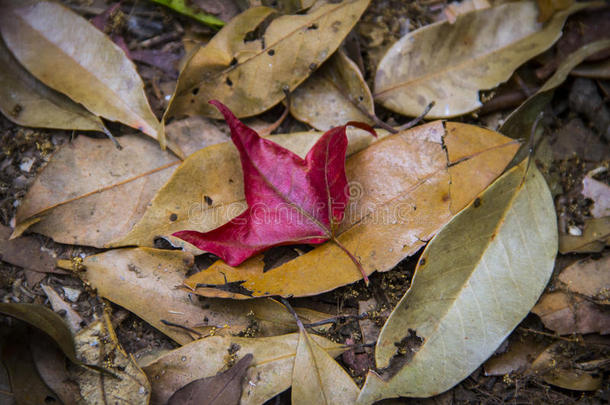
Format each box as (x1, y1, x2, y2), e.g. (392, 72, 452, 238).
(142, 333, 347, 405)
(166, 0, 370, 119)
(0, 0, 164, 146)
(531, 291, 610, 335)
(557, 254, 610, 304)
(0, 35, 106, 133)
(374, 1, 592, 118)
(168, 353, 252, 405)
(57, 248, 330, 345)
(358, 160, 557, 403)
(184, 122, 519, 299)
(290, 50, 375, 130)
(112, 127, 386, 250)
(71, 312, 150, 404)
(292, 327, 359, 405)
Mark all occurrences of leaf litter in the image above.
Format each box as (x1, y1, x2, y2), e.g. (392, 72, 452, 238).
(1, 0, 609, 403)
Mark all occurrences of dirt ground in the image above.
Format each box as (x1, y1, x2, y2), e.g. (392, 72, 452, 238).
(1, 0, 609, 404)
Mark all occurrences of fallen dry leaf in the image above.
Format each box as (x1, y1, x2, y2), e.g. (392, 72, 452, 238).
(358, 160, 558, 402)
(536, 0, 574, 22)
(0, 332, 60, 404)
(0, 0, 164, 145)
(166, 0, 370, 119)
(12, 135, 178, 246)
(0, 34, 107, 133)
(142, 333, 347, 405)
(57, 248, 330, 345)
(532, 291, 610, 335)
(292, 326, 359, 405)
(374, 1, 591, 118)
(168, 353, 252, 405)
(529, 340, 604, 390)
(557, 254, 610, 304)
(71, 312, 150, 404)
(484, 335, 548, 376)
(290, 50, 375, 130)
(559, 216, 610, 253)
(111, 127, 386, 251)
(442, 0, 490, 23)
(183, 122, 519, 298)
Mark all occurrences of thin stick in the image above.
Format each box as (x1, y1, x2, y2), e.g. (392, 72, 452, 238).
(160, 319, 204, 338)
(395, 101, 435, 132)
(303, 312, 368, 328)
(331, 236, 369, 286)
(518, 327, 582, 343)
(279, 297, 305, 330)
(101, 126, 122, 150)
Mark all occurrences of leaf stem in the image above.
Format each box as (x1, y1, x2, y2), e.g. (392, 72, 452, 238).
(279, 297, 305, 331)
(331, 236, 369, 286)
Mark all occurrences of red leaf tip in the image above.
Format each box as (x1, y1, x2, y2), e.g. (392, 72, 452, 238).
(346, 121, 377, 138)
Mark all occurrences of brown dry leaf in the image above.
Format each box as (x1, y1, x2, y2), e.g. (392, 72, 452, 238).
(0, 0, 164, 146)
(290, 50, 375, 130)
(166, 0, 370, 119)
(71, 312, 150, 404)
(112, 127, 387, 251)
(559, 216, 610, 253)
(529, 340, 603, 390)
(484, 335, 548, 376)
(0, 34, 107, 133)
(358, 160, 558, 402)
(142, 333, 347, 405)
(532, 291, 610, 335)
(56, 248, 330, 345)
(557, 254, 610, 304)
(168, 353, 253, 405)
(292, 327, 359, 405)
(0, 224, 64, 286)
(373, 1, 592, 118)
(536, 0, 574, 22)
(165, 116, 230, 157)
(11, 135, 179, 246)
(40, 284, 84, 333)
(0, 333, 60, 404)
(183, 122, 520, 298)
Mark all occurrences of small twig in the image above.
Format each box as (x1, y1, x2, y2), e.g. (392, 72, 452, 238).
(331, 236, 369, 286)
(395, 101, 435, 132)
(160, 319, 204, 338)
(518, 327, 582, 343)
(101, 126, 122, 150)
(279, 297, 305, 330)
(303, 312, 368, 328)
(258, 105, 290, 136)
(341, 342, 375, 351)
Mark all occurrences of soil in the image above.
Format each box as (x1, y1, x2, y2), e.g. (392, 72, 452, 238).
(1, 0, 608, 404)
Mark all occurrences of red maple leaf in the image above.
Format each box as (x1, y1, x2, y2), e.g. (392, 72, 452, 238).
(173, 101, 376, 283)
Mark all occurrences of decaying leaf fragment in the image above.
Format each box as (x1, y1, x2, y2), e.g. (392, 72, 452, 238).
(142, 333, 347, 405)
(374, 1, 593, 118)
(183, 122, 520, 298)
(358, 160, 557, 403)
(290, 50, 375, 130)
(166, 0, 370, 119)
(0, 0, 164, 145)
